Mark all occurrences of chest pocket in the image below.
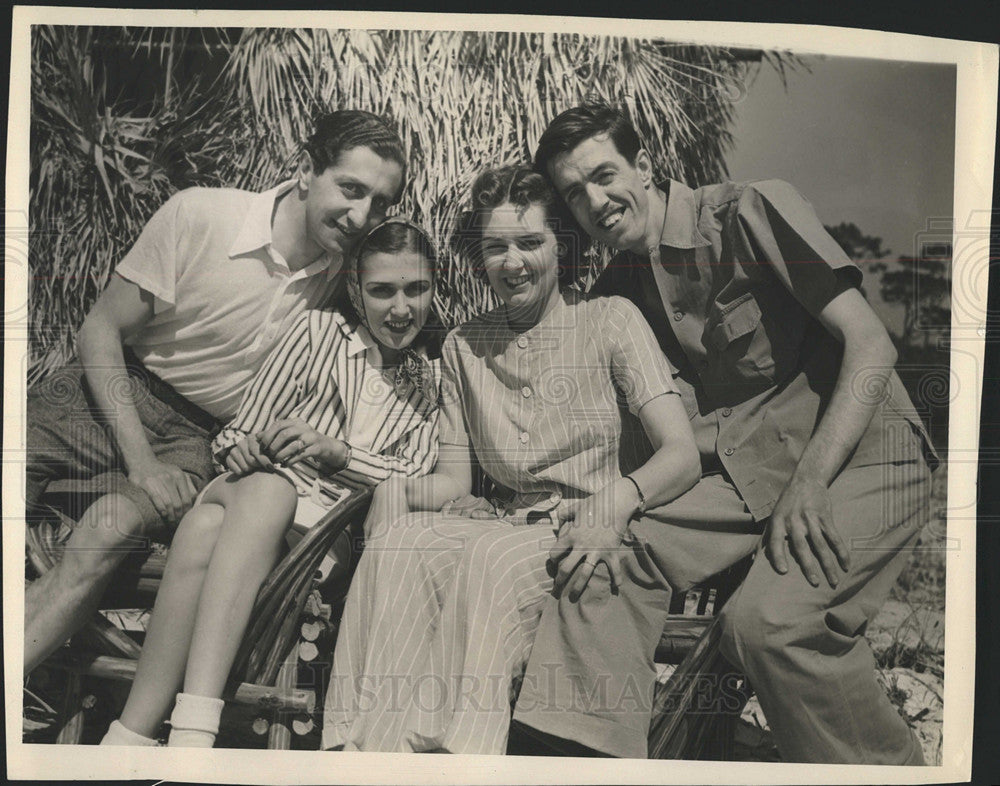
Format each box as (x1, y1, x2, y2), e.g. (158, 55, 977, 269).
(704, 292, 776, 382)
(708, 294, 761, 348)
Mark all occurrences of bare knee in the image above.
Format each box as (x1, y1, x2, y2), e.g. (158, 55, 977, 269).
(60, 494, 147, 579)
(169, 503, 225, 575)
(220, 472, 298, 535)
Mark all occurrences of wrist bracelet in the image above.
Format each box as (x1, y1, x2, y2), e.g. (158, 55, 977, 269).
(341, 442, 353, 470)
(622, 474, 647, 516)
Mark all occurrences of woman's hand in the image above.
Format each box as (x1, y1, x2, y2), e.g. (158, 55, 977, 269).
(440, 494, 497, 519)
(547, 479, 638, 601)
(223, 436, 275, 477)
(256, 418, 349, 475)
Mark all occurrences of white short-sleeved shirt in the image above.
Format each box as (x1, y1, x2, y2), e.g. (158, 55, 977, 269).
(116, 181, 342, 420)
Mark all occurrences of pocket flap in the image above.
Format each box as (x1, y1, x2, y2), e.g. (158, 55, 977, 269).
(708, 295, 762, 350)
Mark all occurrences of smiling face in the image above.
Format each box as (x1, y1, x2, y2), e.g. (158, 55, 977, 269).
(480, 202, 562, 321)
(547, 133, 656, 254)
(298, 146, 405, 259)
(358, 249, 434, 353)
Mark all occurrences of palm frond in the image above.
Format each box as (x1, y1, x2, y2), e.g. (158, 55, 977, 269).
(29, 26, 794, 380)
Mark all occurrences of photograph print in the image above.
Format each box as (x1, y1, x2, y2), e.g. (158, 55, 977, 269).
(7, 10, 993, 785)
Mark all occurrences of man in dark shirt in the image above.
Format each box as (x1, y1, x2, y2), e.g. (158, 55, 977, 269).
(514, 103, 937, 763)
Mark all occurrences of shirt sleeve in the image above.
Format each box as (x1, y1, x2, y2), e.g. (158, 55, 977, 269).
(114, 190, 191, 314)
(210, 312, 312, 466)
(437, 331, 472, 447)
(735, 179, 863, 317)
(339, 406, 440, 485)
(605, 297, 680, 416)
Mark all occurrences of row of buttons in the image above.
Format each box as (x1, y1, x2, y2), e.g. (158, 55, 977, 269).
(721, 405, 734, 455)
(518, 334, 531, 436)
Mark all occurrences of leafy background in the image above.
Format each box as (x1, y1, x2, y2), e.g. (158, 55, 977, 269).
(29, 26, 794, 383)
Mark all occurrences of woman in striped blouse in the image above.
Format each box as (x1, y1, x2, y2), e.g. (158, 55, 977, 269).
(323, 166, 701, 754)
(103, 219, 441, 748)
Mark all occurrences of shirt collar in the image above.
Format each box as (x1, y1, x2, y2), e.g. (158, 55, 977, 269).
(338, 314, 432, 364)
(657, 180, 712, 250)
(228, 179, 298, 260)
(230, 180, 343, 277)
(333, 313, 378, 358)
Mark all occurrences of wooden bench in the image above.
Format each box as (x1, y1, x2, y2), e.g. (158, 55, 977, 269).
(28, 490, 751, 756)
(27, 482, 372, 749)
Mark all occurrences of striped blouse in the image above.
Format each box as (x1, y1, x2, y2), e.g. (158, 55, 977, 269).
(439, 291, 678, 517)
(212, 309, 440, 500)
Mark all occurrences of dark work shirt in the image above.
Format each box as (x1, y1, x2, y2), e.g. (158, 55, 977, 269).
(592, 178, 936, 521)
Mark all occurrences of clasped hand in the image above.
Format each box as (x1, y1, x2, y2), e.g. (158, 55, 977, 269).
(225, 418, 348, 476)
(547, 486, 632, 602)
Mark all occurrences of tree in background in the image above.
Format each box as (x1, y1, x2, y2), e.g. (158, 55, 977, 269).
(871, 246, 952, 351)
(824, 221, 891, 262)
(29, 25, 798, 383)
(825, 221, 951, 450)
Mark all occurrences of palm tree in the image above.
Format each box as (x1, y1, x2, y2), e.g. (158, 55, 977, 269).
(29, 25, 797, 383)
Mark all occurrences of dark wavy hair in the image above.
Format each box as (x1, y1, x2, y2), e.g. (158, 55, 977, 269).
(304, 110, 407, 202)
(533, 102, 642, 178)
(451, 164, 585, 288)
(356, 218, 436, 270)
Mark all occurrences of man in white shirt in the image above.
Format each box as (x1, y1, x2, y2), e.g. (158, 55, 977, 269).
(25, 109, 407, 673)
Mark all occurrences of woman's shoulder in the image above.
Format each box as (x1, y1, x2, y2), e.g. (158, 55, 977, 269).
(576, 291, 644, 323)
(444, 305, 507, 348)
(296, 307, 357, 338)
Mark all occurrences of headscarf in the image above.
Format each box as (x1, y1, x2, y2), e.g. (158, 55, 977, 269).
(348, 217, 438, 402)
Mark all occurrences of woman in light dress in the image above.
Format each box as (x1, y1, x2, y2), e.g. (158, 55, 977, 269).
(323, 165, 700, 754)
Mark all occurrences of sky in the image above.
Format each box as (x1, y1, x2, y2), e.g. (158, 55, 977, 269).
(722, 55, 956, 334)
(725, 55, 956, 261)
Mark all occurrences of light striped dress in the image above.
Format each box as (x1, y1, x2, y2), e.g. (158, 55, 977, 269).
(323, 291, 678, 753)
(211, 309, 440, 525)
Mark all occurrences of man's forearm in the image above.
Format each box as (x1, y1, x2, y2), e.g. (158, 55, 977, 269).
(77, 317, 156, 471)
(791, 334, 897, 488)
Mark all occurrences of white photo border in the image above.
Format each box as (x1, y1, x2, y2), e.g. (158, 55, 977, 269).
(6, 7, 997, 784)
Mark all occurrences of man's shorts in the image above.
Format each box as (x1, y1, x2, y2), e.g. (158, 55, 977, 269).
(26, 352, 219, 538)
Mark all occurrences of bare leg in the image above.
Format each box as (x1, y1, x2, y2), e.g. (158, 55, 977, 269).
(182, 472, 297, 699)
(25, 493, 148, 674)
(117, 503, 225, 737)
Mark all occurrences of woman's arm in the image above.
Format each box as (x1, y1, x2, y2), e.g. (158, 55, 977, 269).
(403, 441, 475, 511)
(549, 391, 699, 600)
(394, 330, 477, 512)
(628, 393, 702, 510)
(360, 442, 475, 540)
(214, 313, 313, 474)
(336, 406, 441, 485)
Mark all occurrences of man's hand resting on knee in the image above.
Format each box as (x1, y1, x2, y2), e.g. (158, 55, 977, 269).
(766, 477, 851, 589)
(128, 456, 199, 524)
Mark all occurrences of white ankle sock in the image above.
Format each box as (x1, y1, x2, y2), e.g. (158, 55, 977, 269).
(101, 719, 160, 746)
(167, 692, 225, 748)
